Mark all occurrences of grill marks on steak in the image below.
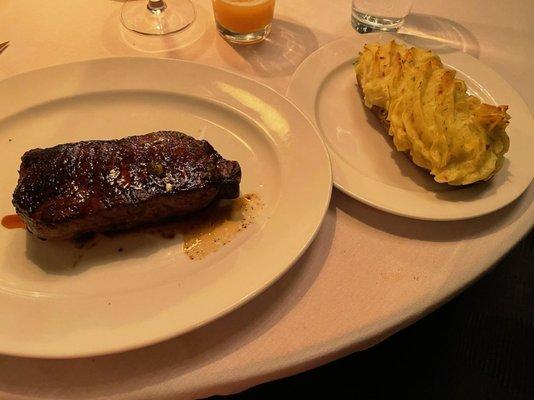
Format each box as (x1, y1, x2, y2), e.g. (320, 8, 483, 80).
(12, 131, 241, 240)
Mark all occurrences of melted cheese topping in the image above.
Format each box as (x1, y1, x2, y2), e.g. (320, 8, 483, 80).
(355, 41, 510, 185)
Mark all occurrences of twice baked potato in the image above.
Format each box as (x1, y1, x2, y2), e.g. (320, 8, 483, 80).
(354, 41, 510, 185)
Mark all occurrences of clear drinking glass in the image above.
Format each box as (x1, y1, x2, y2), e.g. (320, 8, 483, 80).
(212, 0, 276, 45)
(351, 0, 413, 32)
(121, 0, 196, 35)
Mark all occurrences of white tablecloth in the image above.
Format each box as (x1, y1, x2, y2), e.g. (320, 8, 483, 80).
(0, 0, 532, 398)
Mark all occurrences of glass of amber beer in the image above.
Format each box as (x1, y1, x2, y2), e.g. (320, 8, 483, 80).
(212, 0, 276, 44)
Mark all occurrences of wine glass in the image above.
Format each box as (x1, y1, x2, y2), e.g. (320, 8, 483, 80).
(121, 0, 196, 35)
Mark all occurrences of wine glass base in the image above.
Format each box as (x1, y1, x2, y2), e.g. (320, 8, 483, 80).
(121, 0, 196, 35)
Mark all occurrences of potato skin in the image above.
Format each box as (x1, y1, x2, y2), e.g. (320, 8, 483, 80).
(355, 41, 510, 186)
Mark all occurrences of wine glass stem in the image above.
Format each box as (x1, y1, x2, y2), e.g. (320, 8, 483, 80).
(147, 0, 167, 13)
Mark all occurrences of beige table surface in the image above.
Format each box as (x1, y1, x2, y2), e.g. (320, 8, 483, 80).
(0, 0, 533, 399)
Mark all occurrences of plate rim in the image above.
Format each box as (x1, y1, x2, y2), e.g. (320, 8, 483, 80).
(0, 57, 333, 358)
(287, 34, 534, 221)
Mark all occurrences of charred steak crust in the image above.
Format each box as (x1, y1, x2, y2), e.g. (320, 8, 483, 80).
(13, 131, 241, 240)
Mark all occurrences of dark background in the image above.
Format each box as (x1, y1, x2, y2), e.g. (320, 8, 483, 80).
(211, 229, 533, 399)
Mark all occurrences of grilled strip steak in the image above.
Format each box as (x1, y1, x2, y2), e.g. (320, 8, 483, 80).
(13, 131, 241, 240)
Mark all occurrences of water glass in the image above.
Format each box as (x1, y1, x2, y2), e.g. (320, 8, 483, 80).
(351, 0, 413, 32)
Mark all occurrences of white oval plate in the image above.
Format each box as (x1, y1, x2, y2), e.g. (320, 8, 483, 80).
(287, 35, 534, 221)
(0, 58, 332, 358)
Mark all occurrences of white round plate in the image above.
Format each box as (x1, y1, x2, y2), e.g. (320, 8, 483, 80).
(287, 35, 534, 221)
(0, 58, 332, 358)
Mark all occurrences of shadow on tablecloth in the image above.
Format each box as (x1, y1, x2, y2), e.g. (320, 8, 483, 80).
(333, 183, 532, 242)
(398, 13, 480, 58)
(215, 18, 321, 78)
